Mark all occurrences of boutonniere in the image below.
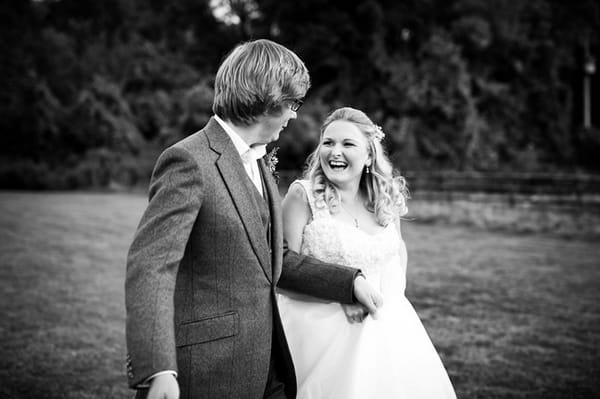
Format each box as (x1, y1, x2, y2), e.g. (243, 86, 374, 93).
(264, 146, 280, 184)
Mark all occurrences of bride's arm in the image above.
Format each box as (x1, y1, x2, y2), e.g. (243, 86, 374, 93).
(395, 214, 402, 239)
(281, 183, 311, 252)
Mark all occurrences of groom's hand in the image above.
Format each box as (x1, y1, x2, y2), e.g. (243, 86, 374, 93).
(353, 274, 383, 319)
(147, 373, 180, 399)
(342, 303, 368, 323)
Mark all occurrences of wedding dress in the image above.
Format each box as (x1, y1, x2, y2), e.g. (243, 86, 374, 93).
(278, 180, 457, 399)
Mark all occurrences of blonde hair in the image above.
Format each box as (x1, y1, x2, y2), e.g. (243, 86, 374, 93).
(304, 107, 409, 226)
(212, 39, 310, 126)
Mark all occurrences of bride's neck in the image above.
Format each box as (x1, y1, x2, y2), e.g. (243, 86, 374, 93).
(337, 184, 362, 206)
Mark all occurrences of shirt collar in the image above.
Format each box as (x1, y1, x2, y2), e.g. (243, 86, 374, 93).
(214, 115, 267, 160)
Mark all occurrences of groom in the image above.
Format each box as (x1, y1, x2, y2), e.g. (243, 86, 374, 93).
(125, 39, 382, 399)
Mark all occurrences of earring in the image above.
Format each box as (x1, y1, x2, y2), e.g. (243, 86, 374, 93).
(365, 166, 370, 174)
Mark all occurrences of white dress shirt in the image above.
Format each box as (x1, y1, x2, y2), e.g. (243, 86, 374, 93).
(214, 114, 267, 196)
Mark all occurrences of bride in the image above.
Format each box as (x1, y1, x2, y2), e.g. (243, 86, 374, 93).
(277, 107, 457, 398)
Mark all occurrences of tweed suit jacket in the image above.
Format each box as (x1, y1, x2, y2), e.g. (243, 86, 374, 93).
(125, 117, 359, 399)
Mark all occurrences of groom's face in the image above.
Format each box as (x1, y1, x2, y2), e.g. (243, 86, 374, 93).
(256, 103, 298, 144)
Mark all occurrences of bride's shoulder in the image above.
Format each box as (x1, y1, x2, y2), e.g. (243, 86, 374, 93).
(283, 180, 313, 224)
(285, 179, 310, 201)
(283, 180, 310, 212)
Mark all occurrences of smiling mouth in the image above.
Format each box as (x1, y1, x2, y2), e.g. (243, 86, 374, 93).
(328, 160, 348, 170)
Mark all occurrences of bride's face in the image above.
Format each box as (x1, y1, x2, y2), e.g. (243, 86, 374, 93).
(319, 120, 370, 188)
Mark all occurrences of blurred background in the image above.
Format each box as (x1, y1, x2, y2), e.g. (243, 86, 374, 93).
(1, 0, 599, 398)
(2, 0, 600, 186)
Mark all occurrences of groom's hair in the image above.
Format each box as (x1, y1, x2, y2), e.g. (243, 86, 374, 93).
(212, 39, 310, 126)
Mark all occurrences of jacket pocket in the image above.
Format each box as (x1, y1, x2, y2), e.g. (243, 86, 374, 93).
(176, 311, 239, 347)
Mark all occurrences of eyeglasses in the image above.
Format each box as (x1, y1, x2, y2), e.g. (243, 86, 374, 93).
(289, 99, 304, 112)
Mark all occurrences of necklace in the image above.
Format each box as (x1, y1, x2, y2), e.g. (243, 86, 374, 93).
(339, 202, 360, 228)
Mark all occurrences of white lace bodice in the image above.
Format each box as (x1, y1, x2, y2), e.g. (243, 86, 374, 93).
(294, 180, 407, 288)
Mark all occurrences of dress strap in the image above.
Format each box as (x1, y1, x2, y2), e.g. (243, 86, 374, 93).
(290, 179, 330, 220)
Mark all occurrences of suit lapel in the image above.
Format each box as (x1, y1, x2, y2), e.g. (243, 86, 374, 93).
(206, 118, 272, 282)
(259, 158, 283, 284)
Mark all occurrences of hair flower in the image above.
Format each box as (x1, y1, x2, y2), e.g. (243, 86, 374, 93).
(373, 125, 385, 142)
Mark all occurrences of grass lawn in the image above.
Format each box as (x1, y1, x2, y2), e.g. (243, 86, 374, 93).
(0, 192, 598, 398)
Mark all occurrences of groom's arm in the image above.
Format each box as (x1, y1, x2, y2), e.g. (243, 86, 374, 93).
(125, 146, 203, 389)
(279, 243, 360, 303)
(280, 244, 383, 316)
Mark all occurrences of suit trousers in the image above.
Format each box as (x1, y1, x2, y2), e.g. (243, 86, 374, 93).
(263, 331, 287, 399)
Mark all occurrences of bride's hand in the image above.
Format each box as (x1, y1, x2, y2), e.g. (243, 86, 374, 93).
(342, 303, 368, 323)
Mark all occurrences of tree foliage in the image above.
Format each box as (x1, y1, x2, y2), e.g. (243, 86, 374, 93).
(256, 0, 600, 172)
(0, 0, 599, 188)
